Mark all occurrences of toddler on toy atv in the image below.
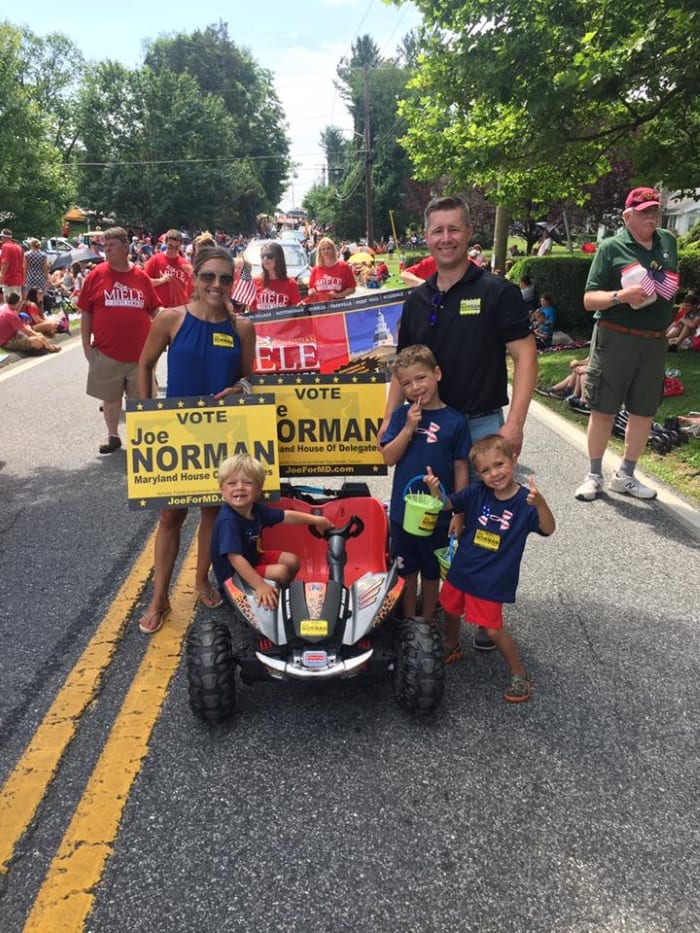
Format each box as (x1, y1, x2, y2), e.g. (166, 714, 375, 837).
(186, 482, 445, 721)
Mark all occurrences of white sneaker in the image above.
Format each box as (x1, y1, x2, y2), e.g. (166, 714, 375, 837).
(574, 473, 603, 501)
(609, 471, 657, 499)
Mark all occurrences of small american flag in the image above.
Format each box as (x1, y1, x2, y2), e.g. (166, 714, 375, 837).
(232, 261, 257, 308)
(640, 267, 680, 302)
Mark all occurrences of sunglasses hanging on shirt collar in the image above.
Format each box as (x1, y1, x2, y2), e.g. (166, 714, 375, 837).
(429, 290, 446, 325)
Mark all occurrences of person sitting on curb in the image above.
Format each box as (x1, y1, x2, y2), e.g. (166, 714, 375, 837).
(531, 308, 553, 350)
(666, 290, 700, 351)
(0, 293, 61, 355)
(19, 288, 69, 337)
(536, 357, 589, 400)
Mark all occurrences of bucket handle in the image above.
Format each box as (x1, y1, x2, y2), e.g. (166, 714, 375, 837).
(402, 474, 446, 503)
(447, 531, 457, 559)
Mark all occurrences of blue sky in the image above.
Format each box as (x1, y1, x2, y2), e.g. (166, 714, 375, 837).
(9, 0, 422, 209)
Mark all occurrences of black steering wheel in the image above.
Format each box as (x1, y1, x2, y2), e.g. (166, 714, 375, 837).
(309, 515, 365, 540)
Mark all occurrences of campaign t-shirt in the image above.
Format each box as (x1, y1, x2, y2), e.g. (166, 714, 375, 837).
(405, 256, 437, 279)
(253, 277, 301, 311)
(144, 252, 193, 308)
(0, 306, 26, 344)
(0, 241, 25, 286)
(308, 261, 355, 300)
(77, 263, 161, 362)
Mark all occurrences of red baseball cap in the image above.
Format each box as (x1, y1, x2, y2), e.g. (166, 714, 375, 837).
(625, 187, 660, 211)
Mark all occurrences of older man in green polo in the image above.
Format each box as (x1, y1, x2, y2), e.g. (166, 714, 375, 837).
(575, 187, 679, 501)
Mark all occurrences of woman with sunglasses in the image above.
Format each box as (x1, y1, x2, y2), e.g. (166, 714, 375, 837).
(252, 242, 301, 311)
(136, 246, 256, 633)
(307, 236, 355, 303)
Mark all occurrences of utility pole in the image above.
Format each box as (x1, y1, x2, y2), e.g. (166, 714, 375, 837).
(492, 205, 509, 273)
(362, 64, 374, 248)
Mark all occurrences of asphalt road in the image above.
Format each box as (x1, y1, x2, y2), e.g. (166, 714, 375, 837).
(1, 341, 698, 932)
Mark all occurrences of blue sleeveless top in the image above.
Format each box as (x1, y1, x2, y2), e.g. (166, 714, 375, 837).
(166, 310, 242, 398)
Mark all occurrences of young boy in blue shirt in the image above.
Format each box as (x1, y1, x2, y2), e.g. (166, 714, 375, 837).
(425, 434, 555, 702)
(381, 345, 471, 622)
(211, 454, 333, 610)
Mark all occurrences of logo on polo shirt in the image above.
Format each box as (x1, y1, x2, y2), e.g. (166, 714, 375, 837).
(459, 299, 481, 315)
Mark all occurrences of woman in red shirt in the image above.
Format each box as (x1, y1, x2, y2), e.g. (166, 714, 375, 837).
(252, 242, 302, 311)
(307, 237, 355, 303)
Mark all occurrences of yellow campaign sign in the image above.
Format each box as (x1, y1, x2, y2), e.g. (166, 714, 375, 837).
(251, 373, 387, 477)
(124, 395, 279, 510)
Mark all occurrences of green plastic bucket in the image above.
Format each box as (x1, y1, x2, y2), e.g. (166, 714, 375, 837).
(435, 533, 457, 581)
(402, 475, 445, 537)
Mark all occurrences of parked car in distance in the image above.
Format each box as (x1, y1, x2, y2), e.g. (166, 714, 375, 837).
(23, 236, 73, 264)
(243, 238, 311, 295)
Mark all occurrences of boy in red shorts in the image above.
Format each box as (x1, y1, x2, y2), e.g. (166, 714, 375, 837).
(425, 435, 555, 703)
(211, 454, 333, 610)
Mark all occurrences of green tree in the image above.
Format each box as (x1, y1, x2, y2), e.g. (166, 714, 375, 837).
(144, 22, 291, 211)
(75, 63, 264, 232)
(396, 0, 700, 208)
(320, 127, 350, 188)
(18, 30, 85, 157)
(307, 35, 418, 241)
(0, 23, 75, 235)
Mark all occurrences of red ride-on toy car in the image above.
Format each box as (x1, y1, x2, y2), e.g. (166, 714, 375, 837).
(185, 482, 445, 721)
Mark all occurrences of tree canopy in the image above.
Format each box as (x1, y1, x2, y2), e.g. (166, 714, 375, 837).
(0, 23, 80, 235)
(75, 63, 266, 233)
(396, 0, 700, 212)
(0, 20, 291, 236)
(144, 23, 290, 211)
(304, 35, 416, 241)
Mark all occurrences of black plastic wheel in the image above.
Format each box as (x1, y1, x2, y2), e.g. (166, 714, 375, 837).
(393, 617, 445, 715)
(230, 619, 268, 685)
(186, 619, 236, 723)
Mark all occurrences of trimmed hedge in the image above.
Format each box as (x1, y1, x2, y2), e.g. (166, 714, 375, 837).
(509, 248, 700, 338)
(679, 249, 700, 294)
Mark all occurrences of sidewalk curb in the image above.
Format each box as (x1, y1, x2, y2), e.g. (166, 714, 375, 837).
(530, 397, 700, 540)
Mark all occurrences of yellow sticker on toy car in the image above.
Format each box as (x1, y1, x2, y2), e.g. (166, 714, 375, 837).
(473, 529, 500, 551)
(300, 619, 329, 636)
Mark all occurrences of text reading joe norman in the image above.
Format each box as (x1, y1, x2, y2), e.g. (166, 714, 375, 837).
(130, 408, 276, 478)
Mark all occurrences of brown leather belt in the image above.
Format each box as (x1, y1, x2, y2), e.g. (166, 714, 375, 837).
(597, 320, 666, 339)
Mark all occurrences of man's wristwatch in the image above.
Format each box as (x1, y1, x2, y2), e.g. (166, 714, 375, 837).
(611, 292, 620, 306)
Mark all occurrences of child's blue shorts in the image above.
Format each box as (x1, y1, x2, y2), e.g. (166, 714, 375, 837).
(390, 518, 449, 581)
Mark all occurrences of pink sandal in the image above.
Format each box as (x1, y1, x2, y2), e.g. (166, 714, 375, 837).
(138, 605, 171, 634)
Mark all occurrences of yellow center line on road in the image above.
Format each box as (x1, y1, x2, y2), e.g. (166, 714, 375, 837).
(0, 525, 158, 876)
(23, 536, 199, 932)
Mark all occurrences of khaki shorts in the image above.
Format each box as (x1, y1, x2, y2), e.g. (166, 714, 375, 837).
(584, 324, 666, 417)
(86, 347, 140, 401)
(3, 333, 35, 352)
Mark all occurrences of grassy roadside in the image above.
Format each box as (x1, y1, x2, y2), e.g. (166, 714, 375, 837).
(533, 349, 700, 506)
(379, 251, 700, 506)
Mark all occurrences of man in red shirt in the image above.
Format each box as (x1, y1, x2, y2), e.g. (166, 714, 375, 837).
(0, 293, 60, 354)
(78, 227, 161, 453)
(0, 229, 26, 300)
(144, 229, 193, 308)
(399, 254, 437, 288)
